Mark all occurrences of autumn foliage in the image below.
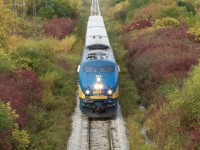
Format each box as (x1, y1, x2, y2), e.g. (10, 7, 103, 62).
(0, 70, 41, 126)
(43, 18, 76, 39)
(123, 17, 200, 150)
(120, 19, 152, 33)
(126, 26, 200, 90)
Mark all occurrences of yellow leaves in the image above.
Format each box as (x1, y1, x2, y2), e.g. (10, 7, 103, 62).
(12, 36, 77, 54)
(68, 0, 82, 10)
(188, 22, 200, 40)
(5, 102, 19, 120)
(0, 0, 4, 5)
(40, 71, 60, 108)
(8, 35, 26, 50)
(55, 35, 77, 53)
(41, 87, 54, 108)
(110, 0, 129, 13)
(1, 100, 30, 148)
(154, 17, 180, 27)
(0, 4, 16, 49)
(11, 129, 30, 149)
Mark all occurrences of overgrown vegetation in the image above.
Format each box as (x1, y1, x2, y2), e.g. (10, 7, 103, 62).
(111, 0, 200, 149)
(1, 0, 200, 149)
(0, 0, 83, 149)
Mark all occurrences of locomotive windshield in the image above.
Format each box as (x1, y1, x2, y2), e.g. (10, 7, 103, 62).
(88, 44, 109, 50)
(83, 66, 115, 73)
(100, 66, 114, 72)
(84, 66, 98, 72)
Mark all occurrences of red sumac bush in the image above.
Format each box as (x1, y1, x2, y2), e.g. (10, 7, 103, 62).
(120, 19, 152, 33)
(43, 18, 76, 39)
(0, 70, 41, 126)
(126, 26, 200, 87)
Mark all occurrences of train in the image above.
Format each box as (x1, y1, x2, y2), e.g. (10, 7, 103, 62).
(77, 10, 120, 118)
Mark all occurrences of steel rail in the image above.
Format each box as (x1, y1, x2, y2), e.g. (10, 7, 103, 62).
(87, 118, 91, 150)
(108, 120, 114, 150)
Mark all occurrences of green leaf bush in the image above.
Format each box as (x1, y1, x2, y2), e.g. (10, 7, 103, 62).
(177, 0, 196, 15)
(161, 6, 180, 18)
(37, 0, 77, 19)
(0, 49, 15, 73)
(0, 101, 15, 132)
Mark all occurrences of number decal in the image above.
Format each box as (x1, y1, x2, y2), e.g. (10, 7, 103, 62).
(93, 90, 103, 95)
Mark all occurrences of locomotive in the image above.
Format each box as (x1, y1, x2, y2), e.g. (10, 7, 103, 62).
(77, 14, 120, 118)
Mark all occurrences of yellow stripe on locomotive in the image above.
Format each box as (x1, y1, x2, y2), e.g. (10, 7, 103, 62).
(78, 85, 119, 100)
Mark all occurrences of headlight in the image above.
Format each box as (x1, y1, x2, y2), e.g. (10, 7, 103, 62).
(85, 90, 90, 95)
(108, 89, 113, 95)
(94, 83, 104, 89)
(96, 77, 101, 82)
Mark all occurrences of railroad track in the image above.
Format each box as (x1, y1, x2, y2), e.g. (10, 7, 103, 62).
(88, 1, 114, 148)
(91, 0, 101, 16)
(87, 119, 114, 150)
(67, 98, 129, 150)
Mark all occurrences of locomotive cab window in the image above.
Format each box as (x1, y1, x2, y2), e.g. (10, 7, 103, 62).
(100, 66, 115, 72)
(84, 66, 98, 72)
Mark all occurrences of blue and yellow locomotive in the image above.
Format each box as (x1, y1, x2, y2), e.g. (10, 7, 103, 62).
(77, 16, 120, 118)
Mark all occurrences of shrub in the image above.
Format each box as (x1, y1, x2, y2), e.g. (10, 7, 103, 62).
(12, 39, 55, 74)
(0, 3, 16, 49)
(41, 88, 54, 109)
(0, 101, 17, 149)
(43, 18, 76, 39)
(68, 0, 82, 10)
(115, 9, 128, 23)
(154, 17, 180, 27)
(112, 0, 129, 12)
(134, 3, 163, 20)
(40, 71, 60, 108)
(170, 62, 200, 127)
(28, 0, 77, 19)
(38, 7, 56, 19)
(177, 0, 196, 15)
(160, 6, 180, 18)
(8, 35, 25, 50)
(188, 22, 200, 40)
(129, 0, 150, 10)
(0, 49, 15, 73)
(126, 26, 200, 90)
(0, 70, 41, 126)
(120, 19, 152, 33)
(0, 101, 30, 149)
(56, 35, 77, 52)
(0, 101, 16, 132)
(151, 62, 200, 149)
(52, 1, 77, 18)
(11, 129, 30, 149)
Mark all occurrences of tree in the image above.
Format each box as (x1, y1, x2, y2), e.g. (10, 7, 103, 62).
(0, 2, 16, 49)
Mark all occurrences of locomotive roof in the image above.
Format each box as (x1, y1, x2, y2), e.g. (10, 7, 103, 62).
(81, 47, 115, 63)
(82, 16, 116, 63)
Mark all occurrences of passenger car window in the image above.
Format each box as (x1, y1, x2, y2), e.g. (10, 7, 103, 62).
(83, 66, 98, 72)
(100, 66, 114, 72)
